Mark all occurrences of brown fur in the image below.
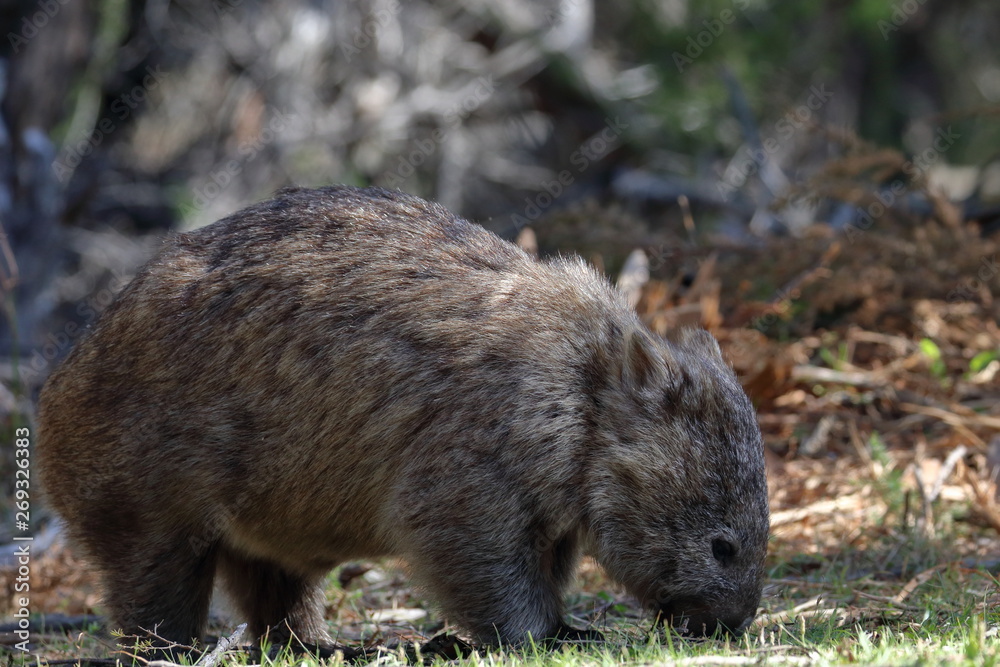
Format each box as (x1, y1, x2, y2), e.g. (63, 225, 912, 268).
(37, 185, 768, 648)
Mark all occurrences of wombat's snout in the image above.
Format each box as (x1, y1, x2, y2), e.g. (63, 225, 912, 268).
(653, 535, 758, 637)
(655, 599, 754, 637)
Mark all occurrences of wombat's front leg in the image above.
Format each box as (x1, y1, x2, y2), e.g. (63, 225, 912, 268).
(404, 517, 581, 646)
(416, 550, 565, 644)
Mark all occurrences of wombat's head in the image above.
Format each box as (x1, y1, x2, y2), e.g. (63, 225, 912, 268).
(585, 327, 768, 637)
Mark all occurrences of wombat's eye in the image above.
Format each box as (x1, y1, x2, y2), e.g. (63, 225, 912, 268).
(711, 538, 737, 566)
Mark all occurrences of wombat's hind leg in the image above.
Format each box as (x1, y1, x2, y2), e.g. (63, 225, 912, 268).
(217, 548, 332, 648)
(100, 537, 219, 652)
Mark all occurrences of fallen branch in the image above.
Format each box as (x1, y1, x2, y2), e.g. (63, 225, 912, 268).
(770, 495, 866, 527)
(754, 597, 825, 626)
(893, 565, 947, 605)
(198, 623, 247, 667)
(900, 403, 997, 445)
(853, 591, 922, 612)
(791, 365, 885, 387)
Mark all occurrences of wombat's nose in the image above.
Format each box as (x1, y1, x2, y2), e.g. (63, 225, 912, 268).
(731, 615, 754, 634)
(657, 604, 753, 637)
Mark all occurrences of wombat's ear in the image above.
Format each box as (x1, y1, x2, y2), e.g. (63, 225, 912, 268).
(621, 327, 674, 391)
(678, 328, 724, 359)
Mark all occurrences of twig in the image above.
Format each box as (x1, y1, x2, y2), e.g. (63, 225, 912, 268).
(899, 403, 995, 444)
(853, 591, 922, 612)
(754, 597, 825, 626)
(846, 329, 915, 355)
(198, 623, 247, 667)
(800, 414, 835, 457)
(0, 223, 18, 294)
(770, 495, 865, 527)
(116, 626, 198, 666)
(678, 194, 696, 245)
(617, 249, 649, 310)
(893, 565, 947, 605)
(790, 365, 884, 387)
(757, 607, 840, 627)
(930, 446, 968, 503)
(912, 462, 935, 537)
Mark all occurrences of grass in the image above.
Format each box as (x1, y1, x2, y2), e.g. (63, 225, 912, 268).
(20, 606, 1000, 667)
(6, 429, 1000, 666)
(12, 523, 1000, 666)
(5, 395, 1000, 666)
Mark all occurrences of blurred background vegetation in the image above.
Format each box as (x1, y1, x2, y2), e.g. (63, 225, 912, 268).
(1, 0, 1000, 390)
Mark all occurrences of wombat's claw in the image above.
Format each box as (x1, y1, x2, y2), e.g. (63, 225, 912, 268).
(311, 642, 362, 661)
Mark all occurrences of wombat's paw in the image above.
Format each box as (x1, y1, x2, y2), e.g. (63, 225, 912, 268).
(420, 632, 475, 660)
(650, 606, 753, 640)
(254, 640, 362, 662)
(116, 644, 203, 665)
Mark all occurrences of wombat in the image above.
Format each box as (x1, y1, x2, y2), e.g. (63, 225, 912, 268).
(37, 185, 769, 650)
